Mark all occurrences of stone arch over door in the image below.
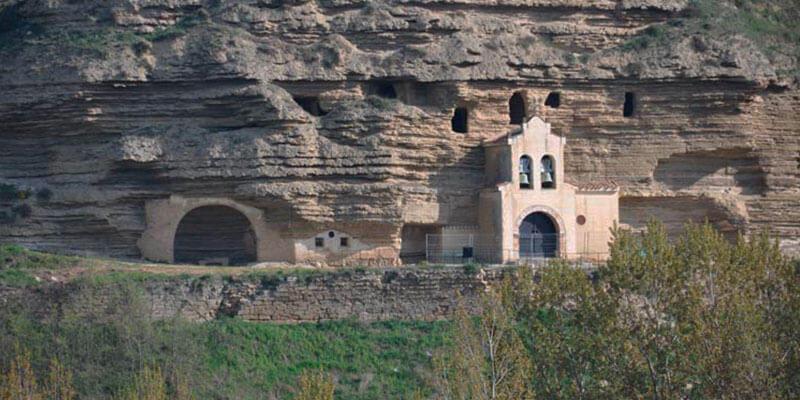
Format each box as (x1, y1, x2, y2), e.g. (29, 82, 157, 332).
(173, 205, 257, 265)
(138, 196, 281, 264)
(515, 205, 566, 258)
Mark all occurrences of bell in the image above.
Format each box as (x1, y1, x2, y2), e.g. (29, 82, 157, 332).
(519, 172, 530, 185)
(543, 172, 553, 184)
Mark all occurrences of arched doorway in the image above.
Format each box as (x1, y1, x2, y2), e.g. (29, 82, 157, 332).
(519, 211, 558, 258)
(173, 206, 257, 265)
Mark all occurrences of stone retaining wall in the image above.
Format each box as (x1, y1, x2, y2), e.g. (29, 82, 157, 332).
(0, 266, 517, 323)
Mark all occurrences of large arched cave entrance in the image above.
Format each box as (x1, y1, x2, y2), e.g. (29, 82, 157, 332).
(173, 206, 257, 265)
(519, 211, 558, 258)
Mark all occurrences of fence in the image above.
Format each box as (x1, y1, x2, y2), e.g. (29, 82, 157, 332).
(425, 232, 611, 266)
(424, 234, 500, 264)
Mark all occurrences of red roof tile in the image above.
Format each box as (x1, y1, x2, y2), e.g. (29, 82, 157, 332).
(566, 178, 618, 192)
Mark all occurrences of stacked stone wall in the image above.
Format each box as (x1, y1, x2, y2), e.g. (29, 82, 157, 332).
(0, 267, 516, 323)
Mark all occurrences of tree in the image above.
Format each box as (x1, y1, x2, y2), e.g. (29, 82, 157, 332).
(295, 368, 335, 400)
(113, 364, 192, 400)
(115, 365, 168, 400)
(431, 286, 534, 400)
(0, 345, 75, 400)
(512, 261, 622, 400)
(603, 221, 799, 399)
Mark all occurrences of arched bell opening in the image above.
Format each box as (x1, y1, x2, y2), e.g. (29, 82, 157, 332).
(519, 155, 533, 189)
(541, 155, 555, 189)
(173, 206, 257, 266)
(519, 211, 559, 258)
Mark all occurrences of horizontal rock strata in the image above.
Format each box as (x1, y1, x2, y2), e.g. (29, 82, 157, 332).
(0, 0, 798, 259)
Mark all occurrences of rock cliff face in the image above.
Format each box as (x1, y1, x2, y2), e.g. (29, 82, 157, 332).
(0, 0, 798, 260)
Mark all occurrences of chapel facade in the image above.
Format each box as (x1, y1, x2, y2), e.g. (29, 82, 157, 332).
(476, 116, 619, 263)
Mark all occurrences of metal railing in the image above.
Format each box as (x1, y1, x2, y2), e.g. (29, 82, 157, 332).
(424, 232, 611, 266)
(519, 234, 559, 258)
(425, 234, 500, 264)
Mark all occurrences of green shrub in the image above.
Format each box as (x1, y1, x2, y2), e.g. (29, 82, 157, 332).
(0, 282, 449, 400)
(501, 221, 800, 399)
(462, 262, 478, 275)
(143, 15, 201, 42)
(366, 95, 397, 111)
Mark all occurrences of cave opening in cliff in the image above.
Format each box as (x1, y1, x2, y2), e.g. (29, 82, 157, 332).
(373, 81, 397, 99)
(624, 92, 635, 117)
(545, 92, 560, 108)
(451, 107, 468, 133)
(509, 92, 526, 124)
(173, 206, 256, 266)
(400, 224, 441, 264)
(293, 96, 327, 116)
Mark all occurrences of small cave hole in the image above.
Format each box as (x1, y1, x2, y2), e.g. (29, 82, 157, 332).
(374, 82, 397, 99)
(623, 92, 635, 118)
(293, 96, 327, 116)
(509, 92, 526, 124)
(545, 92, 560, 108)
(451, 107, 468, 133)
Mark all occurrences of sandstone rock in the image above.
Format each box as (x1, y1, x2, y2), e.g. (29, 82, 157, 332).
(0, 0, 798, 260)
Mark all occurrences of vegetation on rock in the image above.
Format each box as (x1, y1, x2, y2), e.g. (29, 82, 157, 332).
(0, 222, 798, 399)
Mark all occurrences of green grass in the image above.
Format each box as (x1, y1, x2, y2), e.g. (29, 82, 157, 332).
(0, 244, 81, 270)
(202, 319, 447, 399)
(73, 271, 181, 286)
(616, 0, 800, 79)
(0, 244, 468, 287)
(0, 290, 449, 399)
(620, 23, 673, 52)
(366, 95, 399, 111)
(0, 11, 200, 54)
(142, 15, 201, 42)
(0, 268, 37, 285)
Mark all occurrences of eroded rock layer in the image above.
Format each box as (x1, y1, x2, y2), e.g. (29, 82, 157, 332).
(0, 0, 798, 259)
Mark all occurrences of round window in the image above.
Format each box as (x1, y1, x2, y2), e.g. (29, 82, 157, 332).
(328, 231, 335, 238)
(576, 215, 586, 225)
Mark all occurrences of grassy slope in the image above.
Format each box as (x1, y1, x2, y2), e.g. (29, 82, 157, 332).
(1, 309, 447, 399)
(0, 244, 385, 285)
(0, 246, 450, 398)
(202, 320, 446, 399)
